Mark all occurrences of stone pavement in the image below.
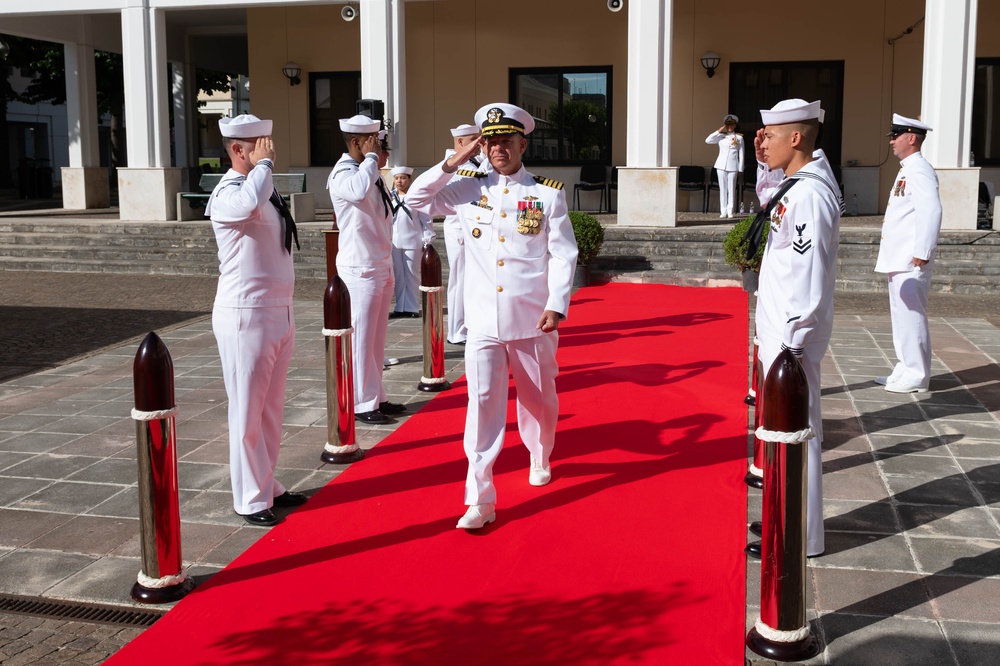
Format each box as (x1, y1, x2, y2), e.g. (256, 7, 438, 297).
(0, 271, 998, 665)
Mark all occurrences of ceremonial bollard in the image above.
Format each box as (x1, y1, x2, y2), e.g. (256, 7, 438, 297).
(744, 350, 765, 491)
(745, 335, 759, 406)
(320, 274, 363, 464)
(418, 243, 450, 393)
(746, 348, 821, 662)
(130, 332, 195, 604)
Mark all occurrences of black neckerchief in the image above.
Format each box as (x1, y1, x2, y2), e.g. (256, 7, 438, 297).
(269, 189, 300, 253)
(741, 178, 799, 262)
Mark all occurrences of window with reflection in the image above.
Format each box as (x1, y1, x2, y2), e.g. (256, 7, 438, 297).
(973, 58, 1000, 166)
(510, 66, 612, 165)
(309, 71, 361, 166)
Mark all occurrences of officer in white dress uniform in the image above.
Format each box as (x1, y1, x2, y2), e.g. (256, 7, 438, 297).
(327, 115, 407, 425)
(389, 166, 436, 317)
(874, 114, 942, 393)
(443, 123, 488, 345)
(406, 103, 578, 530)
(706, 114, 745, 218)
(753, 99, 844, 557)
(207, 114, 307, 526)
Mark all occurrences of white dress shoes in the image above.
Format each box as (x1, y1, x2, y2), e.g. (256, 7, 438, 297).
(456, 503, 495, 530)
(529, 457, 551, 486)
(874, 375, 890, 386)
(885, 381, 928, 394)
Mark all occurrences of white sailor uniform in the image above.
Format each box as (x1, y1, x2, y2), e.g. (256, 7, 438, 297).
(875, 151, 942, 390)
(755, 149, 843, 557)
(207, 158, 295, 515)
(327, 152, 395, 413)
(407, 161, 578, 505)
(390, 187, 436, 314)
(443, 150, 489, 344)
(706, 130, 745, 217)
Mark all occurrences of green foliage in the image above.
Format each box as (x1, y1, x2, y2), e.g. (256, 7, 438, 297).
(723, 215, 768, 272)
(569, 211, 605, 265)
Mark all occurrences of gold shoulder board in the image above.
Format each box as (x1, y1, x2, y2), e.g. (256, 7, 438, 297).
(457, 169, 487, 178)
(533, 175, 564, 190)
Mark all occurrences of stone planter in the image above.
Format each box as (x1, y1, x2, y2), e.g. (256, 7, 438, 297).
(573, 264, 591, 288)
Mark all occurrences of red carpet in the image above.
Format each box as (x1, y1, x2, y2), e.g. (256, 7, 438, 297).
(108, 283, 749, 665)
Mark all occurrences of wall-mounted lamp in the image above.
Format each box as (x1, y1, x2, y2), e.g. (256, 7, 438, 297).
(700, 52, 721, 78)
(282, 62, 302, 86)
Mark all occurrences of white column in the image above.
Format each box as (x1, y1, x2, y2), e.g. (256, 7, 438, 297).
(619, 0, 676, 226)
(921, 0, 979, 229)
(390, 0, 407, 165)
(360, 0, 399, 164)
(62, 33, 109, 209)
(119, 2, 181, 220)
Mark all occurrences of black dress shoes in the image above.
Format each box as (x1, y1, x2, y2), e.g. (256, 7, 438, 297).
(240, 508, 279, 527)
(379, 401, 407, 415)
(273, 491, 308, 508)
(389, 311, 420, 319)
(748, 520, 762, 537)
(356, 410, 392, 424)
(447, 339, 467, 346)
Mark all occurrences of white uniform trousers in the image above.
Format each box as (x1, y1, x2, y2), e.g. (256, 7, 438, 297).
(717, 169, 738, 217)
(444, 223, 467, 344)
(463, 332, 559, 505)
(887, 265, 933, 388)
(339, 263, 394, 413)
(391, 247, 421, 314)
(758, 334, 827, 557)
(213, 305, 294, 515)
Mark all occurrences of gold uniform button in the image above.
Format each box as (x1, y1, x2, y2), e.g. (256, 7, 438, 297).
(500, 212, 507, 218)
(499, 236, 505, 242)
(503, 188, 509, 194)
(497, 260, 504, 266)
(497, 286, 503, 292)
(476, 215, 480, 220)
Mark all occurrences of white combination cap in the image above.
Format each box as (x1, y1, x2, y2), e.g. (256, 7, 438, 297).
(887, 113, 933, 136)
(219, 114, 272, 139)
(450, 123, 480, 138)
(390, 166, 413, 177)
(760, 99, 824, 126)
(339, 114, 381, 133)
(723, 114, 739, 124)
(474, 103, 535, 137)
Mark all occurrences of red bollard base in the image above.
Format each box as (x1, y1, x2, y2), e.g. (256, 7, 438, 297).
(321, 448, 365, 465)
(130, 577, 195, 604)
(744, 393, 756, 406)
(744, 470, 764, 489)
(418, 380, 450, 393)
(746, 626, 821, 662)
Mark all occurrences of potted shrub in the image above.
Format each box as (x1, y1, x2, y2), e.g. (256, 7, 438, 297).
(723, 214, 768, 292)
(569, 211, 605, 287)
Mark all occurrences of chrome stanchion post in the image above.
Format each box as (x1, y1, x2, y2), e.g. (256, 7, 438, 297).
(130, 332, 195, 603)
(746, 348, 821, 662)
(418, 243, 450, 393)
(321, 274, 362, 464)
(745, 346, 765, 491)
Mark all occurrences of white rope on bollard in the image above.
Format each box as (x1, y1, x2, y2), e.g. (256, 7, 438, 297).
(748, 387, 756, 397)
(419, 285, 444, 293)
(324, 442, 359, 454)
(137, 568, 189, 589)
(419, 376, 448, 385)
(322, 327, 354, 337)
(131, 407, 178, 421)
(753, 336, 760, 345)
(748, 462, 763, 476)
(754, 426, 815, 444)
(754, 618, 811, 643)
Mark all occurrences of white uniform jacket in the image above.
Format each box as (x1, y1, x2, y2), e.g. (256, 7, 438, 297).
(327, 153, 393, 268)
(755, 150, 844, 351)
(206, 160, 294, 308)
(706, 131, 745, 172)
(390, 189, 436, 250)
(407, 161, 579, 341)
(875, 151, 942, 273)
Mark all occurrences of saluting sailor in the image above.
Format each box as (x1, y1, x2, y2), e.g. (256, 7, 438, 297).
(389, 166, 436, 318)
(752, 99, 844, 558)
(326, 115, 407, 425)
(443, 123, 488, 345)
(406, 103, 578, 530)
(874, 114, 942, 394)
(706, 114, 745, 218)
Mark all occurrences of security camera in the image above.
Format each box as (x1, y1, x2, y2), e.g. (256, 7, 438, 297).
(341, 5, 357, 21)
(607, 0, 623, 12)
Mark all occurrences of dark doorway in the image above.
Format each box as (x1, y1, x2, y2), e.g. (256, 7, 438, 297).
(310, 71, 362, 166)
(728, 61, 844, 186)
